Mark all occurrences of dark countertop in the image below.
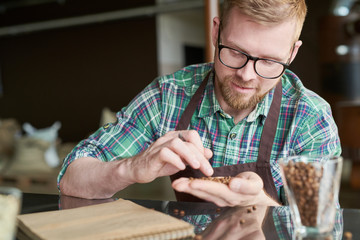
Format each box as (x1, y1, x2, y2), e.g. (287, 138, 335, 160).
(19, 192, 360, 240)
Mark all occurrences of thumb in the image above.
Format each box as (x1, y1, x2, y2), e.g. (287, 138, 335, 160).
(229, 172, 264, 195)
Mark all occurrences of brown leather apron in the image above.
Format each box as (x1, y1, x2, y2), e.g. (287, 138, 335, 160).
(170, 71, 282, 203)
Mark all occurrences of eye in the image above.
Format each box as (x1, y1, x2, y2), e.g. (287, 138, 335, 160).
(228, 48, 245, 59)
(229, 48, 239, 56)
(261, 59, 277, 66)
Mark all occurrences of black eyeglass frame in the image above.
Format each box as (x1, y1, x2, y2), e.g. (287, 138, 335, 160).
(217, 27, 294, 79)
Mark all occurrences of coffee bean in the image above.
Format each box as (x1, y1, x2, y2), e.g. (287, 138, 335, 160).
(180, 210, 185, 216)
(344, 231, 352, 239)
(173, 209, 179, 215)
(307, 189, 313, 196)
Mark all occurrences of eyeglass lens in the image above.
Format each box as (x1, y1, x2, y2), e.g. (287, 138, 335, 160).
(219, 47, 285, 79)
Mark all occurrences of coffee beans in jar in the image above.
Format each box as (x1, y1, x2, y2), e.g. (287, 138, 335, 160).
(283, 160, 323, 227)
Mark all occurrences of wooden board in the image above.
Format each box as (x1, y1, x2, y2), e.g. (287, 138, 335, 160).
(17, 198, 194, 240)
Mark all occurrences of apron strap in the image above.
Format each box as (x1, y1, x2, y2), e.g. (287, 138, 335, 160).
(175, 71, 212, 131)
(255, 80, 282, 201)
(257, 80, 282, 166)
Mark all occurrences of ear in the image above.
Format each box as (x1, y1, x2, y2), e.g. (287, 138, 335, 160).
(288, 40, 302, 64)
(211, 17, 221, 48)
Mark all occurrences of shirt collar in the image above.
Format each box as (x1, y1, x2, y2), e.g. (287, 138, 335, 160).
(198, 72, 278, 124)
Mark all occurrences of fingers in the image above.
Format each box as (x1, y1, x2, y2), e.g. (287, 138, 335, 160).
(157, 147, 186, 170)
(172, 178, 237, 207)
(189, 180, 241, 206)
(172, 173, 266, 207)
(172, 130, 214, 176)
(171, 137, 202, 169)
(204, 148, 213, 159)
(177, 130, 213, 159)
(177, 130, 204, 153)
(138, 130, 213, 182)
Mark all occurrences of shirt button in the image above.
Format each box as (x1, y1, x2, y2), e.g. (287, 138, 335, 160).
(229, 133, 237, 140)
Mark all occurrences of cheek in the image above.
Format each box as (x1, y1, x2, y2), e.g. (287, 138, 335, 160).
(214, 62, 228, 81)
(214, 58, 236, 79)
(214, 59, 224, 75)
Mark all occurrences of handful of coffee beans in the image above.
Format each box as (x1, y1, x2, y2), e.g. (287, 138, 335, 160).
(189, 176, 232, 185)
(283, 160, 323, 227)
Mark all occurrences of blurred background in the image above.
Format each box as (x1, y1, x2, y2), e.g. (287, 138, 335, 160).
(0, 0, 359, 207)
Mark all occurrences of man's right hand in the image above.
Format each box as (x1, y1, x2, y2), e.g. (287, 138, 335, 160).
(60, 130, 213, 199)
(126, 130, 214, 184)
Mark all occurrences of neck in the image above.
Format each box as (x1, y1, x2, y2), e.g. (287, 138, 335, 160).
(223, 103, 255, 125)
(214, 80, 256, 124)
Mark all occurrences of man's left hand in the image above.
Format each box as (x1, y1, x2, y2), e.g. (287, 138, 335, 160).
(171, 171, 280, 207)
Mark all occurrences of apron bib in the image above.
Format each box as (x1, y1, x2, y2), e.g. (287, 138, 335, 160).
(170, 71, 282, 202)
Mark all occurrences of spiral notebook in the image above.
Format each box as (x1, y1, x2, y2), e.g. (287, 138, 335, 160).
(17, 198, 194, 240)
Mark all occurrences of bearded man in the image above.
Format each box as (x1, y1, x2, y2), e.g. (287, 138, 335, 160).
(58, 0, 341, 207)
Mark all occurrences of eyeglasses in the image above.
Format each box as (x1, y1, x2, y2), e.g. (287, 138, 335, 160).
(217, 28, 293, 79)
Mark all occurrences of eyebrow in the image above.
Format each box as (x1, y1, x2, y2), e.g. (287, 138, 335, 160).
(221, 38, 287, 62)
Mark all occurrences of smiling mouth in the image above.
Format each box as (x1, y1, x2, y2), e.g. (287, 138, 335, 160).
(232, 82, 255, 91)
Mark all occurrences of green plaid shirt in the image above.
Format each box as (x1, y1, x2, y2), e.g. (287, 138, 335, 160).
(58, 63, 341, 199)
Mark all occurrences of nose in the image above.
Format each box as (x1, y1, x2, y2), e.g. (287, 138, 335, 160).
(235, 59, 258, 81)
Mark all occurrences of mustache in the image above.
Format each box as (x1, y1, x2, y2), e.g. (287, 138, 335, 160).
(224, 75, 257, 89)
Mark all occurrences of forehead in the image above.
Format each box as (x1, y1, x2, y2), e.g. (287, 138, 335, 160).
(222, 8, 296, 58)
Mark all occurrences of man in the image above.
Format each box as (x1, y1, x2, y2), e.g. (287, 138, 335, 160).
(58, 0, 341, 207)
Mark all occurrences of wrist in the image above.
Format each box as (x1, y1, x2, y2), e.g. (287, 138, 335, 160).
(115, 158, 138, 186)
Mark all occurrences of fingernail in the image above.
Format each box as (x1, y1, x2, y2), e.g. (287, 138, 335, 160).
(193, 160, 200, 168)
(206, 167, 214, 176)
